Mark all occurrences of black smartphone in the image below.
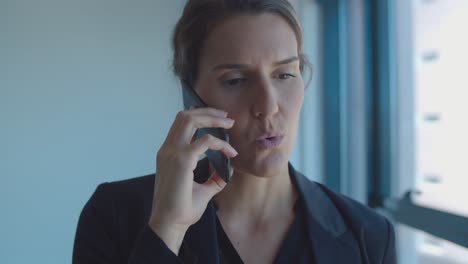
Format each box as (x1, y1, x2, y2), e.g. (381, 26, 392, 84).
(181, 84, 231, 183)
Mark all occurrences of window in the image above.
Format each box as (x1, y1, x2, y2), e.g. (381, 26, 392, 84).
(413, 0, 468, 219)
(403, 0, 468, 263)
(316, 0, 468, 263)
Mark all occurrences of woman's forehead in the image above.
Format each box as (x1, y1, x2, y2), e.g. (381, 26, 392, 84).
(199, 13, 299, 68)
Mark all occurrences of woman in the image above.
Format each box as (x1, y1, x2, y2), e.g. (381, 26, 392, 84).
(73, 0, 396, 263)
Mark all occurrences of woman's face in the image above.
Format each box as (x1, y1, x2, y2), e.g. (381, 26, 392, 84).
(194, 13, 304, 177)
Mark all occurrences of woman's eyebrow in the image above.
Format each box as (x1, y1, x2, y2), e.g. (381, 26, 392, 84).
(273, 56, 299, 66)
(211, 63, 248, 72)
(211, 56, 299, 72)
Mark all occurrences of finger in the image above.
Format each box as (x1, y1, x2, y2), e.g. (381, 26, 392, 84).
(164, 110, 187, 145)
(198, 170, 228, 198)
(189, 134, 238, 159)
(166, 107, 230, 144)
(176, 114, 235, 145)
(189, 107, 228, 118)
(165, 108, 217, 144)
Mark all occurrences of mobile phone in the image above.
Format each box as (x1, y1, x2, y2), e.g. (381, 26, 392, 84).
(181, 84, 231, 183)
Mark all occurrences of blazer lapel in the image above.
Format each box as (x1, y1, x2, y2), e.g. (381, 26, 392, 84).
(289, 163, 362, 264)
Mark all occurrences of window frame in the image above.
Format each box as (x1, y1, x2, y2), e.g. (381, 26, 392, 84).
(317, 0, 468, 250)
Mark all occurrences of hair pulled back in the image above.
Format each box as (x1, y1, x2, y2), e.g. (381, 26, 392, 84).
(172, 0, 311, 88)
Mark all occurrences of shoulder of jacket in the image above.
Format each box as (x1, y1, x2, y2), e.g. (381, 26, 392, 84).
(314, 182, 395, 262)
(90, 174, 155, 205)
(315, 182, 391, 229)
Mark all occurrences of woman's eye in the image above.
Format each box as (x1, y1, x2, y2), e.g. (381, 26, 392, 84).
(278, 73, 296, 80)
(223, 78, 246, 87)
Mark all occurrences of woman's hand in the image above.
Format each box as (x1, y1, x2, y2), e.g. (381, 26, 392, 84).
(148, 107, 237, 254)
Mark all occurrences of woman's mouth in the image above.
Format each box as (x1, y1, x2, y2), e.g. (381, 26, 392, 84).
(256, 135, 284, 149)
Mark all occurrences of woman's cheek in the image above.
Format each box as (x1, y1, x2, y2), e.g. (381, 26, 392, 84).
(228, 117, 244, 142)
(281, 85, 304, 112)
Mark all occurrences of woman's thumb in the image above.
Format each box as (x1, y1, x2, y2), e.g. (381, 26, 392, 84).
(201, 170, 228, 197)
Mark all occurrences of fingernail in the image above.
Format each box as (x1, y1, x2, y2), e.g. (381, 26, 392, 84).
(227, 118, 235, 125)
(232, 148, 239, 156)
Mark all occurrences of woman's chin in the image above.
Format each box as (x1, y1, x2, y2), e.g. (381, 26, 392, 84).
(231, 151, 288, 178)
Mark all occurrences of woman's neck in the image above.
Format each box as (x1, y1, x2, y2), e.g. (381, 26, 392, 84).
(213, 165, 298, 230)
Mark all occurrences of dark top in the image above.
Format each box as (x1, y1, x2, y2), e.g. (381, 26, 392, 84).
(73, 158, 397, 264)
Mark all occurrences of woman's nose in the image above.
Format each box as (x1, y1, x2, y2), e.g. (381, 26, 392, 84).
(250, 77, 279, 119)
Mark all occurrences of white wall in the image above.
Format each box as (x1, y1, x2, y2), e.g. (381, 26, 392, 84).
(1, 0, 186, 263)
(0, 0, 321, 263)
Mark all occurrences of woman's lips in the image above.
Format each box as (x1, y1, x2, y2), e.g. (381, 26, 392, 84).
(256, 135, 284, 149)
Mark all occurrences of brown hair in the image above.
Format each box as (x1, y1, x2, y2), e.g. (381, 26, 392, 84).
(172, 0, 312, 88)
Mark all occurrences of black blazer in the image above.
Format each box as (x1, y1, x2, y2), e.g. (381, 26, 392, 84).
(73, 159, 397, 263)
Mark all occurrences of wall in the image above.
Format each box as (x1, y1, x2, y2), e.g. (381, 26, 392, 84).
(1, 0, 185, 263)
